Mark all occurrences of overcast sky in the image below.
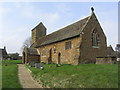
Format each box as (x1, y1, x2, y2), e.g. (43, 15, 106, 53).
(0, 2, 118, 55)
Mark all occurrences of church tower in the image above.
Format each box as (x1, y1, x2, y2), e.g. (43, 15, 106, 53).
(31, 22, 47, 44)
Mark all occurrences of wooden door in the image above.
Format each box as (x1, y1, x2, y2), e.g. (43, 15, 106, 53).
(22, 52, 25, 64)
(48, 48, 52, 64)
(58, 52, 61, 64)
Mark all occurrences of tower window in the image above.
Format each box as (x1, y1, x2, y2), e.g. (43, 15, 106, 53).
(53, 46, 56, 53)
(92, 31, 99, 48)
(42, 48, 46, 56)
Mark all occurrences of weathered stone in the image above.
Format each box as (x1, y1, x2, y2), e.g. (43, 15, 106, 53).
(22, 9, 116, 65)
(36, 12, 107, 65)
(29, 61, 35, 67)
(96, 57, 116, 64)
(31, 22, 46, 45)
(35, 63, 43, 68)
(22, 48, 40, 64)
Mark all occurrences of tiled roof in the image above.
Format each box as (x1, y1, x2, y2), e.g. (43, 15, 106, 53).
(107, 46, 116, 57)
(27, 48, 39, 55)
(35, 16, 90, 47)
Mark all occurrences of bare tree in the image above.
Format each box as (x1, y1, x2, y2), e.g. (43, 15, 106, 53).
(21, 37, 31, 52)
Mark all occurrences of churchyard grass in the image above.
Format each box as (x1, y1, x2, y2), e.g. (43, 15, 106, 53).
(2, 60, 22, 88)
(0, 61, 2, 89)
(26, 63, 118, 88)
(118, 62, 120, 89)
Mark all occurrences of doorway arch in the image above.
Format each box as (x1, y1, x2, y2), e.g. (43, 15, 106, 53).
(48, 48, 52, 64)
(22, 52, 25, 64)
(58, 52, 61, 64)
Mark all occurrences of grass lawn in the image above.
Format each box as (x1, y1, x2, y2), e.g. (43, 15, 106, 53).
(118, 62, 120, 89)
(2, 60, 22, 89)
(26, 63, 118, 88)
(0, 61, 2, 89)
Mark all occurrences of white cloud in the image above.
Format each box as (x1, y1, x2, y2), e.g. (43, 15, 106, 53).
(0, 3, 61, 55)
(0, 7, 11, 20)
(0, 6, 11, 32)
(37, 12, 60, 33)
(21, 5, 35, 18)
(1, 25, 31, 54)
(14, 3, 60, 33)
(56, 3, 71, 14)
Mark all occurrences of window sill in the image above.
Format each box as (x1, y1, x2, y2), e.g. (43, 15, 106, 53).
(92, 46, 99, 48)
(65, 48, 71, 50)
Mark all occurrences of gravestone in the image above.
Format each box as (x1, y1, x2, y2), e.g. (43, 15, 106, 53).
(31, 62, 35, 67)
(35, 63, 44, 70)
(29, 61, 35, 67)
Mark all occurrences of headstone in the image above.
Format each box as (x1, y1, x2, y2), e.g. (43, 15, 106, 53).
(117, 58, 120, 61)
(40, 66, 44, 70)
(35, 63, 40, 68)
(35, 63, 44, 69)
(31, 62, 35, 67)
(29, 61, 35, 67)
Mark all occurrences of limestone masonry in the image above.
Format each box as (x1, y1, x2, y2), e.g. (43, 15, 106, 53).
(22, 8, 116, 65)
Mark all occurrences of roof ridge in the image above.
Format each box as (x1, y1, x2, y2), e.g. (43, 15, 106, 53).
(36, 16, 90, 41)
(54, 16, 90, 33)
(35, 15, 90, 47)
(50, 16, 90, 34)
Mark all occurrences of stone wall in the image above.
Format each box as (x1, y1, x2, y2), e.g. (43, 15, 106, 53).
(31, 29, 36, 44)
(37, 36, 81, 65)
(96, 57, 116, 64)
(27, 55, 40, 63)
(31, 23, 46, 44)
(22, 47, 40, 64)
(79, 12, 107, 64)
(36, 13, 108, 65)
(22, 53, 40, 64)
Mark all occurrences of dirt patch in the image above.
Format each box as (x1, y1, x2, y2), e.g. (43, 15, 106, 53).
(17, 64, 42, 88)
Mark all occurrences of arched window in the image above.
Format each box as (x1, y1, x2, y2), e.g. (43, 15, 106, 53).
(53, 46, 56, 54)
(92, 31, 99, 47)
(42, 48, 46, 56)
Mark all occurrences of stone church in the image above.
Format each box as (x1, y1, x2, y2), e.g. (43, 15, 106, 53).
(23, 8, 112, 65)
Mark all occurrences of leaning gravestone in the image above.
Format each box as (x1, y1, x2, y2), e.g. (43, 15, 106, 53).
(35, 63, 44, 70)
(31, 62, 35, 67)
(35, 63, 40, 68)
(29, 61, 35, 67)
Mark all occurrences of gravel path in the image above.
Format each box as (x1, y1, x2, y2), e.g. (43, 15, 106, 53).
(17, 64, 42, 89)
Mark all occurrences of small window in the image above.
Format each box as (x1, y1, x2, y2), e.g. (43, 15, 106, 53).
(92, 31, 99, 48)
(53, 46, 56, 53)
(42, 48, 46, 56)
(65, 41, 72, 50)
